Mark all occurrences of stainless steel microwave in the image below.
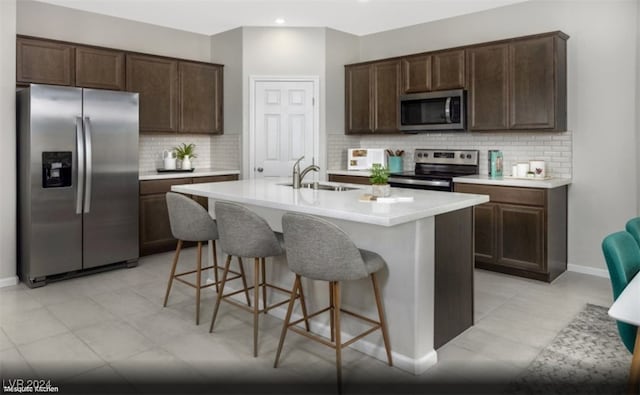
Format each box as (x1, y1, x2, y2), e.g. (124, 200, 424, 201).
(399, 89, 466, 132)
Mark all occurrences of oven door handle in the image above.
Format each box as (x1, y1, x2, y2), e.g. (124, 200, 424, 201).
(388, 177, 451, 188)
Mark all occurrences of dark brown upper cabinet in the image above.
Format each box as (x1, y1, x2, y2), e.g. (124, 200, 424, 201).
(17, 36, 225, 136)
(17, 37, 74, 86)
(401, 49, 465, 94)
(467, 43, 510, 130)
(372, 59, 402, 133)
(402, 54, 431, 93)
(432, 49, 465, 91)
(345, 60, 401, 134)
(509, 35, 567, 130)
(468, 32, 568, 132)
(75, 46, 125, 90)
(126, 54, 179, 133)
(178, 62, 223, 134)
(345, 63, 373, 134)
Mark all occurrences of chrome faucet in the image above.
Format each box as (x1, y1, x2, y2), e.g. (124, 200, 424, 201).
(292, 156, 320, 189)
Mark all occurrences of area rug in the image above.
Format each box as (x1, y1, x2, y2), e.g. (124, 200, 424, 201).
(509, 303, 630, 395)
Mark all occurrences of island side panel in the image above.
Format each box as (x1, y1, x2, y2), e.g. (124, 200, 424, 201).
(434, 207, 474, 349)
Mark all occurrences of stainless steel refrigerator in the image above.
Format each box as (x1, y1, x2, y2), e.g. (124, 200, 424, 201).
(17, 84, 139, 287)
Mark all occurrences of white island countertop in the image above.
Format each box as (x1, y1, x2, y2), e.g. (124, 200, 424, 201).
(453, 174, 571, 189)
(172, 177, 489, 227)
(139, 168, 240, 181)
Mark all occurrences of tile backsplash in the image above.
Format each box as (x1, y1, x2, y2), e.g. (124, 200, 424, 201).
(327, 131, 572, 178)
(139, 134, 242, 172)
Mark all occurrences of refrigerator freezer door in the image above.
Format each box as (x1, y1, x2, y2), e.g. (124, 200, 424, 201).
(82, 89, 139, 269)
(21, 84, 84, 280)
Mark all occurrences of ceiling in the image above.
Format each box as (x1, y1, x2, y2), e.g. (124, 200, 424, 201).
(35, 0, 530, 36)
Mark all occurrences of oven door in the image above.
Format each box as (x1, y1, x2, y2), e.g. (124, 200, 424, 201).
(388, 177, 453, 192)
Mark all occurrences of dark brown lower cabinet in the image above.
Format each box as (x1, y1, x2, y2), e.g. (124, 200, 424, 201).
(454, 183, 567, 282)
(327, 174, 370, 185)
(139, 174, 238, 256)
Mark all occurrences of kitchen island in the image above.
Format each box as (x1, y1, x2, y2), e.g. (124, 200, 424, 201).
(172, 178, 488, 375)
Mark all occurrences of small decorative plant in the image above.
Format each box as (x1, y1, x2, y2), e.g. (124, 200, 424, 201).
(173, 143, 197, 160)
(370, 163, 390, 185)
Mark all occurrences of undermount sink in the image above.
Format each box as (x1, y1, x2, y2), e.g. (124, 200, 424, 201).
(279, 182, 359, 192)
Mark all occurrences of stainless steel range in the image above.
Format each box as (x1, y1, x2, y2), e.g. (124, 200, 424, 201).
(388, 149, 479, 192)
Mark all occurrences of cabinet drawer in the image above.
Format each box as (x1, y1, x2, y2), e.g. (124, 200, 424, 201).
(192, 174, 238, 184)
(139, 178, 192, 195)
(455, 183, 546, 206)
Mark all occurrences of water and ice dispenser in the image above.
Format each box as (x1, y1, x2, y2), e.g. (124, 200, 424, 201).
(42, 151, 72, 188)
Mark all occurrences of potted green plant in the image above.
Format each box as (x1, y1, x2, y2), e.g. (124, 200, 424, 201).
(173, 143, 197, 169)
(370, 163, 391, 197)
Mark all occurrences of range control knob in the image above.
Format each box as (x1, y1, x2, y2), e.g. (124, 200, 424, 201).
(417, 152, 423, 158)
(460, 154, 465, 159)
(466, 154, 472, 159)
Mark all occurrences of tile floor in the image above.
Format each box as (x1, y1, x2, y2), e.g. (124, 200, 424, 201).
(0, 246, 616, 394)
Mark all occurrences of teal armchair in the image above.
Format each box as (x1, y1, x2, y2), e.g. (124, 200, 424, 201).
(626, 217, 640, 247)
(602, 231, 640, 353)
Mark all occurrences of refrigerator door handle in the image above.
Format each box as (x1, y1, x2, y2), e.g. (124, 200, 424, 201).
(83, 117, 93, 214)
(75, 116, 85, 215)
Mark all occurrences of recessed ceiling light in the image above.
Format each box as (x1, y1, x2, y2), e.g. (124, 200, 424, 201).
(275, 18, 285, 24)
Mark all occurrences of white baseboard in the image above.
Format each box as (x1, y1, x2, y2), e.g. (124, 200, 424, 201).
(0, 276, 19, 288)
(567, 263, 609, 279)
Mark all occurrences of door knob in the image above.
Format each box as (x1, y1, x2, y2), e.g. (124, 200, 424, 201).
(257, 167, 264, 172)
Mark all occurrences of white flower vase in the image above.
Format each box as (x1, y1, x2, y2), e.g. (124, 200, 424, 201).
(181, 155, 192, 170)
(371, 184, 391, 197)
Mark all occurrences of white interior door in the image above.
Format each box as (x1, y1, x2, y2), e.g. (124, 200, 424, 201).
(252, 79, 317, 179)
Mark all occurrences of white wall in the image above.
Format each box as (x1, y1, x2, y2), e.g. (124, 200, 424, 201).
(359, 0, 639, 272)
(240, 27, 326, 177)
(325, 28, 360, 134)
(211, 27, 243, 134)
(0, 0, 18, 285)
(17, 0, 211, 61)
(637, 0, 640, 214)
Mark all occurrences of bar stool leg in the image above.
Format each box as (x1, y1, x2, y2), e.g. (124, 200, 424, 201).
(371, 273, 393, 366)
(195, 241, 203, 325)
(261, 257, 267, 314)
(629, 327, 640, 394)
(212, 241, 219, 293)
(274, 275, 300, 368)
(163, 240, 183, 307)
(329, 282, 335, 342)
(253, 257, 260, 357)
(237, 256, 252, 307)
(298, 279, 310, 331)
(210, 255, 232, 333)
(333, 281, 342, 394)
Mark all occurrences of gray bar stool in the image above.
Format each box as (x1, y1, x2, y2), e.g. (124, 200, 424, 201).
(210, 201, 310, 357)
(164, 192, 251, 325)
(275, 212, 393, 392)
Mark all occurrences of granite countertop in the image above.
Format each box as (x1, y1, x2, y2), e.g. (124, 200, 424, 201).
(139, 168, 240, 181)
(452, 174, 571, 189)
(172, 177, 489, 227)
